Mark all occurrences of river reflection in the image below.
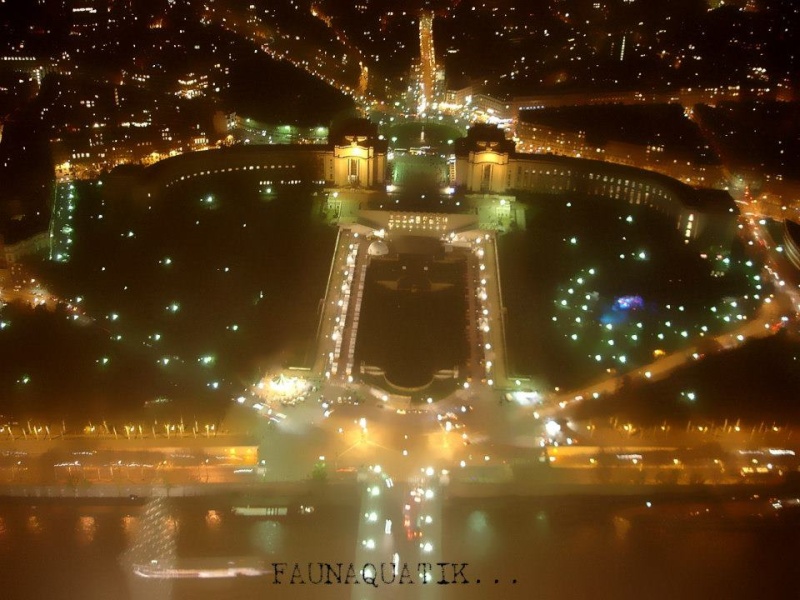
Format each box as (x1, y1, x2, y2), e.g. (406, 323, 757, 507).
(0, 495, 796, 600)
(76, 515, 96, 545)
(443, 497, 800, 600)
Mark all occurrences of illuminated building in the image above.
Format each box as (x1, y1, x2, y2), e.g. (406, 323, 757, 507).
(455, 125, 738, 253)
(514, 120, 726, 187)
(175, 73, 210, 100)
(70, 0, 133, 35)
(329, 119, 388, 188)
(110, 119, 388, 198)
(70, 0, 107, 34)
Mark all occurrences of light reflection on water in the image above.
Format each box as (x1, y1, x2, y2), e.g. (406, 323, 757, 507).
(163, 515, 179, 536)
(249, 519, 284, 554)
(467, 509, 489, 533)
(443, 498, 800, 600)
(205, 509, 222, 530)
(464, 510, 496, 560)
(0, 503, 269, 552)
(121, 514, 139, 542)
(0, 498, 795, 600)
(76, 515, 97, 545)
(27, 514, 43, 535)
(613, 515, 631, 541)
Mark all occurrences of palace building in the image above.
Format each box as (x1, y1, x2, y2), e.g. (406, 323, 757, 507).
(454, 125, 738, 254)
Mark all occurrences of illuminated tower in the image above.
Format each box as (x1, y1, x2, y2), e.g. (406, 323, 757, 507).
(418, 10, 436, 114)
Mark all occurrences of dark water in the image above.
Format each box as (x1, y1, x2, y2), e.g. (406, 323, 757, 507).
(0, 496, 797, 600)
(442, 497, 800, 600)
(0, 498, 358, 600)
(356, 249, 468, 389)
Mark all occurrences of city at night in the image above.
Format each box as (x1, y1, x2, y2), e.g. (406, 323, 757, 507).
(1, 1, 799, 599)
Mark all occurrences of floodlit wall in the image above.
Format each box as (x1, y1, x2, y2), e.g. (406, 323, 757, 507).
(332, 143, 387, 188)
(454, 150, 510, 194)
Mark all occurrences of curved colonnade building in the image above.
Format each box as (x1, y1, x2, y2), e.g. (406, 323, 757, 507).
(112, 120, 388, 201)
(108, 121, 737, 256)
(453, 125, 738, 254)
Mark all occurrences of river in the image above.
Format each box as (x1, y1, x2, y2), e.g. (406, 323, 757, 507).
(0, 493, 797, 600)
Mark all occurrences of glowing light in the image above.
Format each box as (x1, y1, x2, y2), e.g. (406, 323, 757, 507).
(545, 421, 561, 437)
